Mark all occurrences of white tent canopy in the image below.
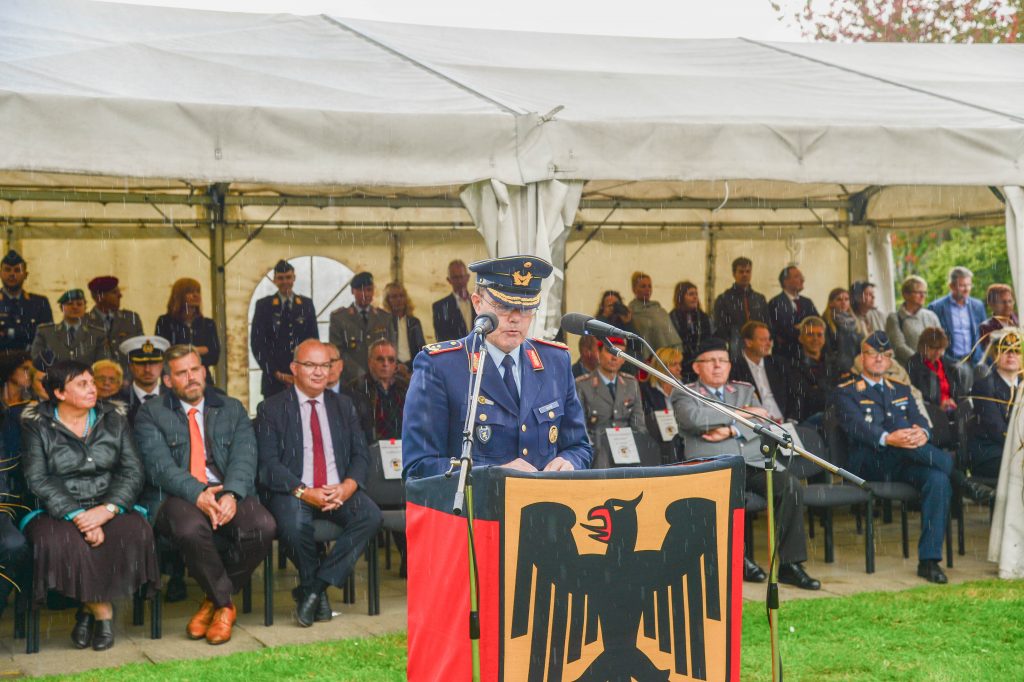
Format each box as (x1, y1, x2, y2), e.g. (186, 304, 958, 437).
(1, 0, 1022, 400)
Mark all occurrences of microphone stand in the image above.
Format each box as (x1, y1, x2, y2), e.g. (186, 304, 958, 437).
(605, 344, 866, 682)
(444, 331, 488, 682)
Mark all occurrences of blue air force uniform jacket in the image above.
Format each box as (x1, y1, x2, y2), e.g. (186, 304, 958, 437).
(401, 335, 593, 479)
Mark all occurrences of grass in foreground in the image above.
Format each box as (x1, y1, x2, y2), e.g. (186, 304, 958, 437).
(42, 580, 1024, 681)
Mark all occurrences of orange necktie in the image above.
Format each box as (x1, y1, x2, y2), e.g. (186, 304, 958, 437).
(188, 407, 207, 483)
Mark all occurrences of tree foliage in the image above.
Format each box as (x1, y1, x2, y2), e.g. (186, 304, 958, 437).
(771, 0, 1022, 43)
(891, 226, 1011, 306)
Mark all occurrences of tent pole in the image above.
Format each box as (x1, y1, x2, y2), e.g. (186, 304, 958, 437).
(389, 231, 403, 283)
(704, 230, 717, 313)
(208, 184, 229, 391)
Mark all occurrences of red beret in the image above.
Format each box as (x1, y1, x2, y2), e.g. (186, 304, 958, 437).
(88, 276, 119, 294)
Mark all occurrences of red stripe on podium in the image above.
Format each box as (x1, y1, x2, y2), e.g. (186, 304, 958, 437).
(730, 507, 745, 681)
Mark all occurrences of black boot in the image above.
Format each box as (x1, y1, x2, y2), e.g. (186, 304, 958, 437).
(296, 590, 321, 628)
(71, 609, 95, 649)
(92, 619, 115, 651)
(315, 592, 333, 622)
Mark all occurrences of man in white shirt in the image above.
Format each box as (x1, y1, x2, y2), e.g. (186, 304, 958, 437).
(256, 339, 382, 627)
(730, 321, 789, 422)
(118, 335, 169, 425)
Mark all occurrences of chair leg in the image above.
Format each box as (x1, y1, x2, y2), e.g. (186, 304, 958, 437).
(956, 494, 966, 556)
(900, 502, 910, 559)
(26, 606, 39, 654)
(242, 576, 253, 614)
(278, 541, 287, 570)
(344, 573, 355, 604)
(367, 537, 379, 616)
(132, 591, 144, 626)
(865, 496, 875, 574)
(263, 553, 274, 627)
(13, 590, 26, 640)
(823, 508, 834, 564)
(883, 499, 894, 524)
(384, 530, 392, 571)
(151, 588, 162, 640)
(945, 512, 954, 569)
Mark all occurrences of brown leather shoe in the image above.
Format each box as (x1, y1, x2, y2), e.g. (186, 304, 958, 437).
(186, 599, 216, 640)
(205, 603, 237, 645)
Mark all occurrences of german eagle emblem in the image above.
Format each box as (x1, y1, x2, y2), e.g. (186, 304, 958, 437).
(511, 494, 721, 681)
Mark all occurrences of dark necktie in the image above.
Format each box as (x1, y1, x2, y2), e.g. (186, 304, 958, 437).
(608, 380, 617, 402)
(501, 355, 519, 404)
(715, 389, 724, 401)
(309, 399, 327, 488)
(68, 325, 76, 345)
(360, 308, 369, 326)
(143, 393, 155, 402)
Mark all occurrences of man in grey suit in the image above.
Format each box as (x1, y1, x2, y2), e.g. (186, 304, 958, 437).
(672, 337, 820, 590)
(30, 289, 108, 371)
(575, 337, 647, 468)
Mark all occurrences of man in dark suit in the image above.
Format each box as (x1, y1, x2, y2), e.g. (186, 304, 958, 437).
(713, 256, 768, 357)
(251, 260, 320, 398)
(729, 321, 789, 422)
(767, 266, 819, 359)
(969, 328, 1020, 477)
(0, 249, 52, 352)
(256, 339, 382, 627)
(927, 266, 987, 364)
(135, 345, 276, 645)
(86, 276, 144, 373)
(118, 335, 169, 425)
(431, 259, 472, 342)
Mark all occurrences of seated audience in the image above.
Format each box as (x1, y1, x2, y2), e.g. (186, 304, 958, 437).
(155, 279, 220, 383)
(31, 289, 108, 371)
(432, 259, 472, 342)
(906, 327, 970, 413)
(0, 351, 31, 618)
(85, 276, 143, 373)
(786, 317, 832, 424)
(383, 281, 426, 373)
(834, 332, 992, 585)
(575, 337, 647, 467)
(767, 265, 819, 359)
(672, 338, 819, 590)
(851, 281, 886, 335)
(714, 257, 768, 356)
(968, 329, 1021, 478)
(21, 360, 158, 650)
(729, 321, 789, 422)
(329, 272, 395, 384)
(669, 280, 713, 379)
(91, 359, 123, 402)
(595, 290, 642, 366)
(823, 287, 865, 377)
(256, 339, 382, 627)
(117, 335, 170, 425)
(927, 266, 986, 364)
(628, 272, 682, 351)
(323, 342, 345, 394)
(572, 335, 599, 378)
(347, 339, 408, 444)
(886, 275, 942, 365)
(134, 345, 275, 645)
(640, 346, 685, 462)
(979, 284, 1018, 353)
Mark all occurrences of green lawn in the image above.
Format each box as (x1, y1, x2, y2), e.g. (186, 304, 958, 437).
(42, 580, 1024, 681)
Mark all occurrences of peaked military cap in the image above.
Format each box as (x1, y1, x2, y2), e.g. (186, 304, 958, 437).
(57, 289, 85, 305)
(119, 335, 170, 363)
(864, 331, 892, 353)
(469, 255, 552, 309)
(274, 260, 294, 274)
(990, 327, 1022, 357)
(351, 272, 374, 289)
(692, 337, 729, 361)
(88, 276, 119, 295)
(1, 250, 25, 267)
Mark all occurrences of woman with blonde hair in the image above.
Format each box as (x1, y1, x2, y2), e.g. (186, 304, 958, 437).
(154, 278, 219, 381)
(823, 287, 865, 376)
(640, 346, 685, 463)
(382, 281, 426, 372)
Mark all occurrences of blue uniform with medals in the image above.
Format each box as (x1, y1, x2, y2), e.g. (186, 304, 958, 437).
(402, 335, 592, 479)
(0, 291, 53, 352)
(250, 292, 319, 397)
(834, 373, 952, 561)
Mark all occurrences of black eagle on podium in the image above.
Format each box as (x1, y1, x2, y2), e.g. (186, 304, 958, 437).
(511, 494, 721, 682)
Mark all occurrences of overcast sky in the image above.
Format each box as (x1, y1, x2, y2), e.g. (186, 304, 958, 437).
(105, 0, 808, 41)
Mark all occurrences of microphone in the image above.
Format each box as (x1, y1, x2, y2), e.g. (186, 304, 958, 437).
(471, 312, 498, 336)
(560, 312, 640, 340)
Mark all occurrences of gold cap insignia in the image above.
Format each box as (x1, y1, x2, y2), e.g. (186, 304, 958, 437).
(512, 271, 534, 287)
(142, 341, 154, 354)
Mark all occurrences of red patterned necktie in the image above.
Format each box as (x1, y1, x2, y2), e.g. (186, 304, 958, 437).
(309, 399, 327, 488)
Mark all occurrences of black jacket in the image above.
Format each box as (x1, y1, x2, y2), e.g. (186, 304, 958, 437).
(134, 387, 257, 518)
(767, 292, 819, 359)
(21, 400, 143, 518)
(154, 315, 221, 369)
(729, 353, 790, 418)
(905, 353, 969, 406)
(250, 293, 319, 397)
(970, 371, 1014, 447)
(255, 387, 370, 494)
(392, 315, 427, 369)
(785, 351, 833, 422)
(713, 285, 768, 355)
(432, 294, 468, 342)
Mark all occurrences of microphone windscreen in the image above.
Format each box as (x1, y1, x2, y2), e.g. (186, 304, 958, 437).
(560, 312, 592, 336)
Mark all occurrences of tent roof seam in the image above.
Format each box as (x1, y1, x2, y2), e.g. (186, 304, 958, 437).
(739, 37, 1024, 126)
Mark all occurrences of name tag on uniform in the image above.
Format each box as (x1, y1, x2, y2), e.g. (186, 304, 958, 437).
(653, 410, 678, 440)
(606, 427, 640, 465)
(379, 439, 403, 480)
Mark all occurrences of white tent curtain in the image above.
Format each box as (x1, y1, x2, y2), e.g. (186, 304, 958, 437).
(1004, 186, 1024, 309)
(988, 392, 1024, 578)
(866, 229, 898, 316)
(460, 179, 584, 338)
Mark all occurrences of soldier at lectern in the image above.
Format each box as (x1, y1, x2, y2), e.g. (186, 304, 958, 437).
(402, 256, 592, 478)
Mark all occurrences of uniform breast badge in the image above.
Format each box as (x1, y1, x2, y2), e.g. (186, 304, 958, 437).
(549, 425, 558, 443)
(476, 425, 492, 443)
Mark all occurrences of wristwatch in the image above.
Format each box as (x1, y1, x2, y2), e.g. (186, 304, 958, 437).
(104, 503, 119, 515)
(293, 485, 307, 499)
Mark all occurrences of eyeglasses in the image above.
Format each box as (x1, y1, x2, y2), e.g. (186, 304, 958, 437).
(294, 360, 337, 372)
(862, 349, 894, 359)
(693, 358, 731, 366)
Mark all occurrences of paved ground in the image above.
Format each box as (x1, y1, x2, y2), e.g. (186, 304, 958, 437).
(0, 500, 1000, 678)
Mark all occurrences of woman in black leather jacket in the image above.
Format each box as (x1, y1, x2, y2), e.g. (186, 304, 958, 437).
(21, 360, 158, 651)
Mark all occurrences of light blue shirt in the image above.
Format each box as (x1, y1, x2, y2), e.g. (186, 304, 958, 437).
(484, 341, 522, 394)
(949, 300, 972, 358)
